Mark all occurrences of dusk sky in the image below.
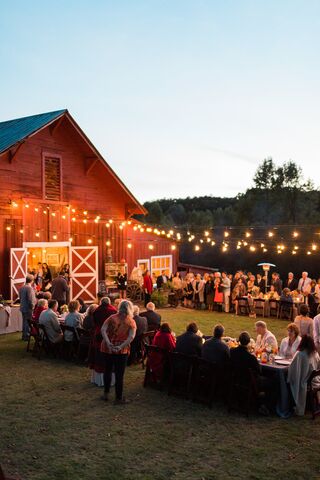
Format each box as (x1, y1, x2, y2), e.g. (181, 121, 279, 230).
(1, 0, 320, 202)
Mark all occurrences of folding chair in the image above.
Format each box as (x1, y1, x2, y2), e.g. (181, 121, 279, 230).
(190, 357, 219, 408)
(268, 300, 279, 318)
(168, 352, 194, 399)
(140, 330, 156, 369)
(237, 297, 250, 316)
(253, 299, 265, 317)
(228, 368, 260, 416)
(143, 344, 169, 390)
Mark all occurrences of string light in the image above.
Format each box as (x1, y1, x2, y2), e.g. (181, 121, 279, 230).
(171, 245, 176, 250)
(69, 238, 73, 242)
(53, 235, 57, 240)
(249, 245, 256, 251)
(312, 244, 317, 251)
(106, 240, 111, 247)
(224, 231, 229, 238)
(127, 243, 132, 249)
(293, 231, 299, 238)
(307, 251, 311, 255)
(6, 226, 11, 231)
(83, 219, 87, 224)
(204, 231, 209, 237)
(88, 239, 92, 244)
(12, 202, 18, 208)
(83, 211, 88, 215)
(195, 245, 200, 251)
(268, 231, 274, 237)
(245, 232, 251, 238)
(20, 229, 24, 234)
(148, 244, 154, 250)
(35, 232, 40, 237)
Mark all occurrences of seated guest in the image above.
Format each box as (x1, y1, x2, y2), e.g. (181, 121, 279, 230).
(149, 323, 176, 381)
(140, 302, 161, 330)
(294, 304, 314, 337)
(266, 285, 280, 300)
(128, 305, 148, 364)
(64, 300, 83, 342)
(255, 321, 278, 353)
(202, 324, 230, 366)
(287, 335, 320, 415)
(271, 272, 282, 296)
(39, 299, 63, 344)
(280, 288, 293, 304)
(279, 323, 301, 359)
(32, 298, 48, 324)
(230, 331, 277, 414)
(279, 288, 293, 318)
(175, 322, 203, 356)
(284, 272, 298, 291)
(83, 304, 98, 332)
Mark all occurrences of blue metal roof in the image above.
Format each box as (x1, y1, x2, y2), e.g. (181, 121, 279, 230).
(0, 109, 67, 154)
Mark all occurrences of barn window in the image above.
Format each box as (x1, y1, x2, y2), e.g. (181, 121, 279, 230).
(43, 156, 62, 201)
(151, 255, 172, 278)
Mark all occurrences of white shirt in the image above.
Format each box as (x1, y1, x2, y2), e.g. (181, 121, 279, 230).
(279, 336, 301, 358)
(256, 330, 278, 351)
(298, 277, 312, 294)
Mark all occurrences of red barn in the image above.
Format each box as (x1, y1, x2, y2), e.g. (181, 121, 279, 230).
(0, 109, 178, 302)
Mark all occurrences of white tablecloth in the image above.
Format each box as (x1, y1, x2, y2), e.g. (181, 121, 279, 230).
(0, 307, 22, 334)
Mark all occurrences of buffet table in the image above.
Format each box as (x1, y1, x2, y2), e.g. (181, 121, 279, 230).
(0, 306, 22, 335)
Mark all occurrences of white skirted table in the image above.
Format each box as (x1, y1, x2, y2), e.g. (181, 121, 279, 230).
(0, 306, 22, 335)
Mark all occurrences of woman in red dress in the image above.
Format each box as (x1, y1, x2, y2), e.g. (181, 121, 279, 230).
(149, 323, 176, 381)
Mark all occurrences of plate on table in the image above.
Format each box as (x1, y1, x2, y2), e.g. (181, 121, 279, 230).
(275, 359, 291, 366)
(274, 355, 284, 360)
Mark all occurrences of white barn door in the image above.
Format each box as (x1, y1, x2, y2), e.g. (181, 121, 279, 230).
(70, 246, 98, 303)
(10, 248, 27, 302)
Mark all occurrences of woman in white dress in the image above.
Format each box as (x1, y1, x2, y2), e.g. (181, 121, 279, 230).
(279, 323, 301, 359)
(287, 335, 320, 416)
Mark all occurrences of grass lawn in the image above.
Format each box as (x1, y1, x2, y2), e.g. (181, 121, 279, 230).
(1, 308, 320, 480)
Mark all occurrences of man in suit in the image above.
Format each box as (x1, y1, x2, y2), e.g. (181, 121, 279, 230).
(140, 302, 161, 330)
(51, 272, 69, 308)
(19, 274, 37, 341)
(284, 272, 298, 291)
(156, 270, 168, 290)
(271, 272, 283, 295)
(202, 324, 230, 366)
(298, 271, 312, 295)
(175, 322, 203, 357)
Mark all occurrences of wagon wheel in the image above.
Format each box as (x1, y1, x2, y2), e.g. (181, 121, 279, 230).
(126, 282, 143, 302)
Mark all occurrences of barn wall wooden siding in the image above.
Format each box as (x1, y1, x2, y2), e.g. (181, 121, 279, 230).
(0, 116, 178, 297)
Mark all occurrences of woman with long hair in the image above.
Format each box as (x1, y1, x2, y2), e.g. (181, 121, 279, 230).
(287, 335, 320, 415)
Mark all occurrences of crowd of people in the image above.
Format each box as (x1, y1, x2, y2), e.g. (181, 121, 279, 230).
(19, 269, 320, 415)
(161, 269, 320, 317)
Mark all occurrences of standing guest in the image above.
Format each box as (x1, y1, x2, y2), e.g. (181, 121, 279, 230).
(175, 322, 203, 357)
(143, 270, 153, 307)
(128, 305, 148, 364)
(287, 335, 320, 415)
(294, 304, 314, 337)
(298, 271, 312, 297)
(156, 270, 168, 290)
(42, 263, 52, 291)
(202, 324, 230, 366)
(183, 275, 194, 308)
(213, 277, 224, 311)
(89, 297, 117, 387)
(271, 272, 283, 296)
(313, 310, 320, 353)
(307, 280, 318, 318)
(101, 300, 136, 404)
(19, 274, 37, 341)
(255, 273, 266, 293)
(79, 303, 98, 362)
(255, 321, 278, 352)
(62, 263, 71, 283)
(172, 272, 183, 304)
(78, 297, 88, 314)
(205, 275, 215, 311)
(284, 272, 298, 292)
(279, 323, 301, 359)
(117, 270, 127, 299)
(64, 300, 83, 343)
(34, 262, 43, 291)
(192, 274, 205, 309)
(39, 299, 63, 344)
(149, 322, 176, 382)
(221, 271, 231, 313)
(140, 302, 161, 331)
(51, 272, 69, 308)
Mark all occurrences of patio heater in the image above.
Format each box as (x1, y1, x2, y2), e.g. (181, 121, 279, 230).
(257, 262, 276, 292)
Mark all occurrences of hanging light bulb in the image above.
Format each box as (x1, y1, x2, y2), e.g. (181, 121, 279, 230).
(148, 244, 154, 250)
(6, 226, 11, 231)
(127, 243, 132, 249)
(312, 244, 317, 251)
(224, 231, 229, 238)
(35, 232, 40, 237)
(268, 231, 274, 237)
(195, 245, 200, 251)
(245, 232, 251, 238)
(53, 234, 57, 240)
(106, 240, 111, 247)
(87, 238, 92, 244)
(171, 245, 176, 251)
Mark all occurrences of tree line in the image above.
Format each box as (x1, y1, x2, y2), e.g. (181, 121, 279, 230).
(136, 158, 320, 228)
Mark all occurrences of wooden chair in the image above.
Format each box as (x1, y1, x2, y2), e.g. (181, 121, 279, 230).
(38, 324, 62, 358)
(26, 319, 42, 356)
(253, 299, 265, 317)
(168, 352, 194, 399)
(278, 301, 293, 320)
(190, 358, 219, 408)
(61, 325, 81, 360)
(140, 330, 156, 368)
(237, 297, 250, 316)
(268, 299, 279, 318)
(307, 369, 320, 419)
(143, 344, 169, 390)
(228, 368, 260, 416)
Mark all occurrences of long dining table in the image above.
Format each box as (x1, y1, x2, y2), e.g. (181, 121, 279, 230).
(260, 359, 292, 418)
